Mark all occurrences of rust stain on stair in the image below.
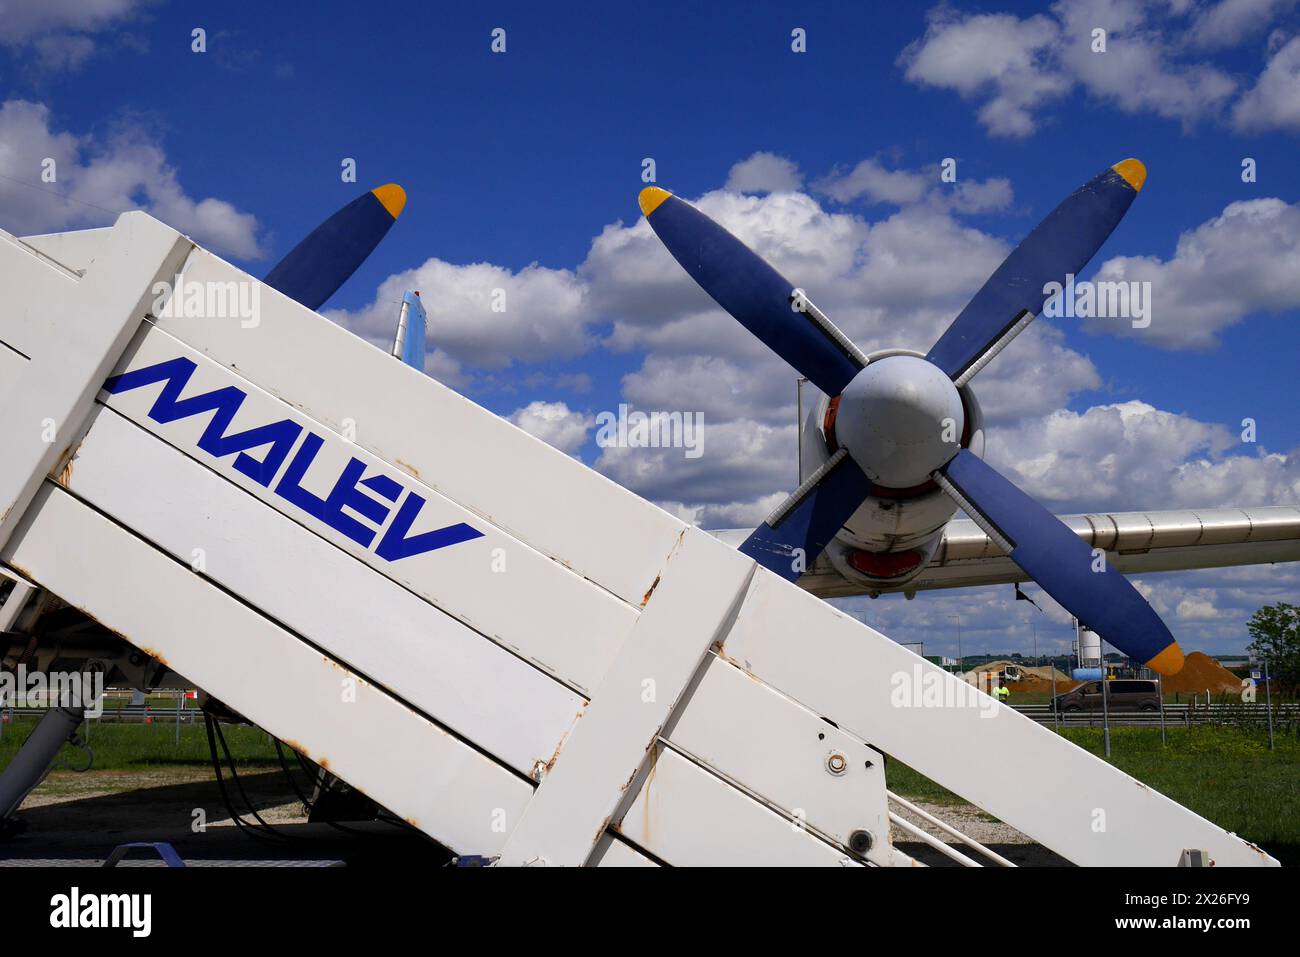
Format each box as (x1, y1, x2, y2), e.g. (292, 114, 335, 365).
(281, 738, 312, 761)
(138, 646, 170, 668)
(640, 574, 661, 608)
(52, 440, 83, 488)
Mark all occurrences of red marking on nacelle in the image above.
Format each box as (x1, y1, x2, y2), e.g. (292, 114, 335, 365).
(845, 547, 925, 579)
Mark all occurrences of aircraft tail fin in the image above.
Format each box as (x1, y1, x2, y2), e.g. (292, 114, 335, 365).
(392, 290, 427, 371)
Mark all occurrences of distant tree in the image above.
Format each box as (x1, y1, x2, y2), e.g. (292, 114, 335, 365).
(1245, 602, 1300, 693)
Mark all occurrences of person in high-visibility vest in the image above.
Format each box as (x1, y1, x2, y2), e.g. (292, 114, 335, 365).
(994, 684, 1011, 703)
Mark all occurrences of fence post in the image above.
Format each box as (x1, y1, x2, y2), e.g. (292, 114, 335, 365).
(1101, 670, 1112, 758)
(1263, 657, 1275, 751)
(1158, 672, 1166, 747)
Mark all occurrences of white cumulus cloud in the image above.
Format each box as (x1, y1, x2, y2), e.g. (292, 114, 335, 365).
(0, 0, 150, 70)
(1090, 198, 1300, 349)
(1233, 34, 1300, 132)
(986, 400, 1300, 512)
(898, 0, 1284, 137)
(724, 152, 804, 194)
(508, 401, 594, 457)
(330, 258, 589, 370)
(0, 99, 264, 259)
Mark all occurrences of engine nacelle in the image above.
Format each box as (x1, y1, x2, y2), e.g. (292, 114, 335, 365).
(798, 349, 985, 587)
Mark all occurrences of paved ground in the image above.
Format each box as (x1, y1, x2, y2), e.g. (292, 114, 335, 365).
(1, 768, 449, 867)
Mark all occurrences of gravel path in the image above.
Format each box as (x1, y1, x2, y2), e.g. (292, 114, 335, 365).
(889, 798, 1070, 866)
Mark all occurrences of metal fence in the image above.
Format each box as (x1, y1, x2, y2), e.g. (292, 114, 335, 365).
(0, 689, 200, 745)
(1, 705, 200, 724)
(1015, 702, 1300, 729)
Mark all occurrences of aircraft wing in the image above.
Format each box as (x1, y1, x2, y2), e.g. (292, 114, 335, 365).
(711, 505, 1300, 599)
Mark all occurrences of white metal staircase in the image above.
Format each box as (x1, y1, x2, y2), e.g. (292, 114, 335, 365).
(0, 214, 1278, 866)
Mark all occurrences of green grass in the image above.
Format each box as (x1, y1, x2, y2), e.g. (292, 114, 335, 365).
(883, 758, 966, 806)
(1061, 725, 1299, 861)
(0, 715, 281, 770)
(886, 723, 1300, 863)
(6, 712, 1296, 862)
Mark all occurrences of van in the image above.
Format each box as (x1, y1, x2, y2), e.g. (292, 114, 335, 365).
(1052, 679, 1160, 712)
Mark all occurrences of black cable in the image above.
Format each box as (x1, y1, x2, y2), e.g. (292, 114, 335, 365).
(211, 716, 292, 840)
(269, 737, 378, 834)
(285, 739, 418, 834)
(273, 738, 314, 810)
(203, 712, 279, 844)
(206, 711, 418, 848)
(292, 746, 318, 783)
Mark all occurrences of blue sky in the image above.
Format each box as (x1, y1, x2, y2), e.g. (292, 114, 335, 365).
(2, 0, 1299, 658)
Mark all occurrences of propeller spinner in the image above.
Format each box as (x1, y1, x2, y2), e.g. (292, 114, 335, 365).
(640, 159, 1185, 676)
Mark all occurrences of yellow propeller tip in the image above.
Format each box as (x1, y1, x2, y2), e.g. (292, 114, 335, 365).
(372, 183, 407, 220)
(1111, 159, 1146, 192)
(1146, 641, 1184, 677)
(639, 186, 671, 217)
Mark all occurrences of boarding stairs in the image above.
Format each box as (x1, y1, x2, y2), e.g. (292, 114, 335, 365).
(0, 214, 1278, 866)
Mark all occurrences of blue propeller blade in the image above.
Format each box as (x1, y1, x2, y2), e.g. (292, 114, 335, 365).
(937, 449, 1184, 675)
(263, 184, 407, 311)
(640, 187, 863, 397)
(740, 452, 874, 581)
(926, 160, 1146, 382)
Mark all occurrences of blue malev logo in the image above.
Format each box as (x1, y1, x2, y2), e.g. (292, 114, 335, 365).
(103, 357, 483, 561)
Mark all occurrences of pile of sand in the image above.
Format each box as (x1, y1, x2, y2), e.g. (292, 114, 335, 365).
(970, 654, 1242, 696)
(1018, 664, 1074, 684)
(1162, 651, 1243, 694)
(962, 660, 1070, 681)
(965, 660, 1077, 695)
(1004, 653, 1240, 696)
(1007, 675, 1080, 694)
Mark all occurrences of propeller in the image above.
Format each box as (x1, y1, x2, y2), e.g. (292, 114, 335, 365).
(638, 187, 864, 397)
(935, 450, 1182, 675)
(926, 160, 1145, 383)
(742, 449, 874, 578)
(263, 184, 407, 310)
(641, 159, 1186, 676)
